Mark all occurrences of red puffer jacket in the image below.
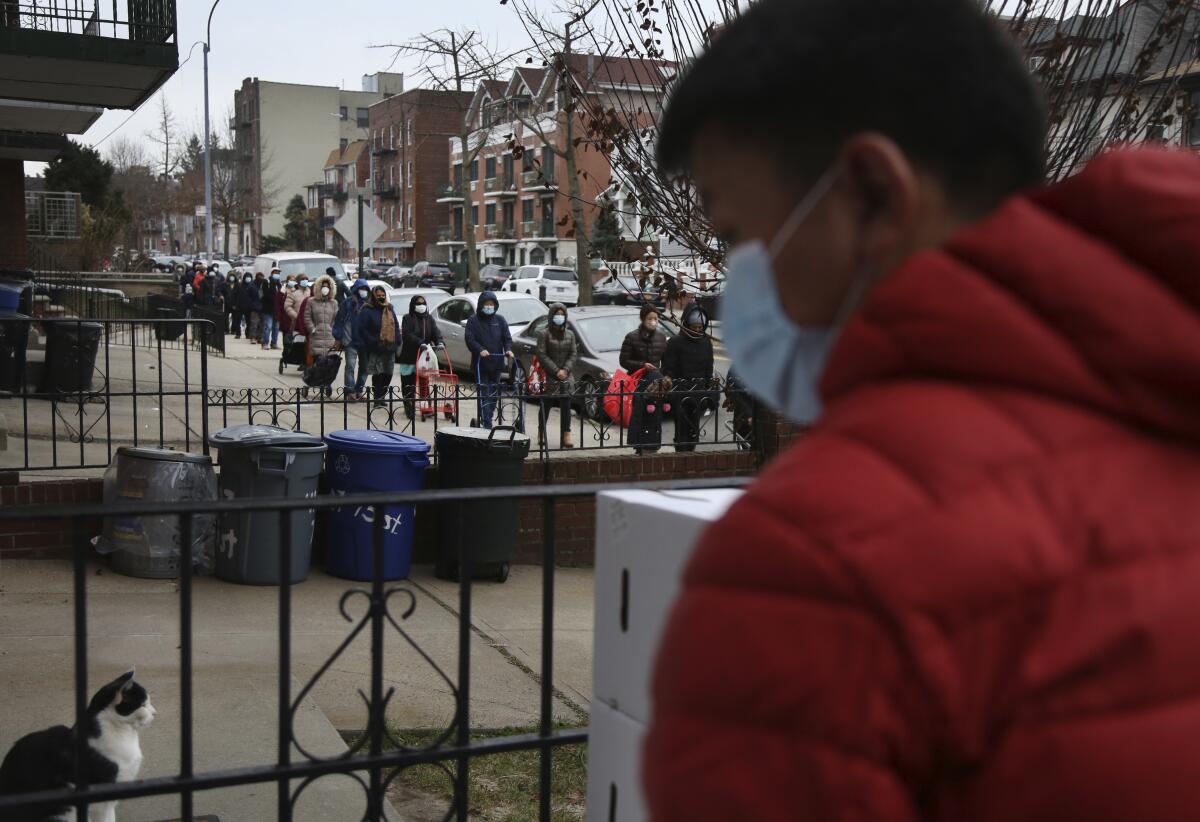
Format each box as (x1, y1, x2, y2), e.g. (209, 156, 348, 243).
(645, 148, 1200, 821)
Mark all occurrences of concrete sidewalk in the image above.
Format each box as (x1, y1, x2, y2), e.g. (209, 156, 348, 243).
(0, 560, 593, 821)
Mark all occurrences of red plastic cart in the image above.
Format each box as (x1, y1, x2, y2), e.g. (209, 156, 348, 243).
(415, 344, 459, 422)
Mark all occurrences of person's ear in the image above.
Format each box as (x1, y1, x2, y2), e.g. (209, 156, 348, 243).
(837, 133, 920, 268)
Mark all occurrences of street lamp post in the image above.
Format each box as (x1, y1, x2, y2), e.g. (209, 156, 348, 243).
(203, 0, 222, 263)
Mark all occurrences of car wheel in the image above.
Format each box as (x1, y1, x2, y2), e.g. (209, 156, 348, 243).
(581, 377, 606, 422)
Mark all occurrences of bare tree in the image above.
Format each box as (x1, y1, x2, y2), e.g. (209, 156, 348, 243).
(105, 135, 149, 174)
(144, 93, 181, 252)
(381, 29, 514, 291)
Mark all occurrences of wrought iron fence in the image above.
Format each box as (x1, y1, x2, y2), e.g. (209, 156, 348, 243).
(0, 316, 213, 472)
(0, 475, 749, 820)
(1, 0, 177, 43)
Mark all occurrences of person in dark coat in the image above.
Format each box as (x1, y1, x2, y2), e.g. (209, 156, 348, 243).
(222, 272, 238, 332)
(662, 305, 716, 452)
(398, 293, 445, 420)
(464, 291, 513, 429)
(332, 278, 371, 398)
(232, 272, 259, 338)
(259, 269, 283, 350)
(534, 302, 578, 448)
(353, 285, 400, 408)
(619, 304, 668, 374)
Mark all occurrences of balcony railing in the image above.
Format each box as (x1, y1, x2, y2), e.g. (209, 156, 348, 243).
(25, 191, 81, 239)
(436, 182, 465, 201)
(485, 224, 515, 240)
(484, 173, 517, 195)
(371, 145, 398, 156)
(315, 183, 336, 198)
(522, 169, 555, 188)
(437, 225, 464, 242)
(373, 187, 399, 200)
(1, 0, 176, 43)
(320, 215, 336, 228)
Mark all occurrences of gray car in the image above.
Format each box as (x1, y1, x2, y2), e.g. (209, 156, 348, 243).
(433, 291, 548, 376)
(511, 305, 678, 421)
(389, 287, 455, 363)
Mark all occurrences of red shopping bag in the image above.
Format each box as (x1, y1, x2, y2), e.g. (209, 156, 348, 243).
(526, 355, 547, 396)
(604, 368, 644, 427)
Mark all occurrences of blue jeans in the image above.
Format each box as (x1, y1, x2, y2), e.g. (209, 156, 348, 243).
(343, 346, 366, 393)
(260, 313, 278, 347)
(478, 379, 499, 429)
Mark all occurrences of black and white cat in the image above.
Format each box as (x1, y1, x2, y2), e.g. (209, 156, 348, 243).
(0, 669, 155, 822)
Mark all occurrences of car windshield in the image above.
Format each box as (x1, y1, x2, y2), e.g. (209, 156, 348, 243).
(278, 259, 346, 281)
(496, 299, 545, 326)
(543, 268, 576, 282)
(604, 276, 643, 291)
(576, 314, 670, 352)
(427, 266, 452, 276)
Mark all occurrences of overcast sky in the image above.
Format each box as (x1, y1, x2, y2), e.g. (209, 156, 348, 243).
(28, 0, 543, 173)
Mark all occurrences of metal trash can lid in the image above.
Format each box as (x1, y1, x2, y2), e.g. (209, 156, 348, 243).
(325, 429, 430, 456)
(116, 446, 213, 465)
(209, 424, 325, 449)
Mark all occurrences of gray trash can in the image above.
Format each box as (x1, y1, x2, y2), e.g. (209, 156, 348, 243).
(434, 426, 531, 582)
(210, 424, 327, 585)
(99, 447, 217, 579)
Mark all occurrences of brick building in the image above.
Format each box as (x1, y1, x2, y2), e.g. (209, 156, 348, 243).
(438, 56, 674, 269)
(365, 88, 472, 264)
(306, 140, 369, 258)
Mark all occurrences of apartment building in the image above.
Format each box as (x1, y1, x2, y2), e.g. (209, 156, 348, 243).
(0, 0, 178, 267)
(306, 140, 369, 258)
(232, 72, 403, 252)
(365, 88, 472, 263)
(438, 55, 673, 268)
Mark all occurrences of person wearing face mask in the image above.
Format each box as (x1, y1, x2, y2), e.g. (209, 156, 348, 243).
(259, 269, 283, 350)
(332, 278, 372, 399)
(464, 292, 513, 429)
(398, 294, 445, 421)
(353, 285, 401, 408)
(619, 305, 669, 453)
(245, 271, 266, 340)
(619, 305, 667, 376)
(643, 1, 1200, 820)
(662, 305, 715, 453)
(233, 271, 261, 339)
(285, 274, 310, 331)
(534, 303, 577, 448)
(223, 272, 238, 332)
(302, 274, 340, 393)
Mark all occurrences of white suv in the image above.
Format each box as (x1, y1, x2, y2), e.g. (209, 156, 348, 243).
(502, 265, 579, 304)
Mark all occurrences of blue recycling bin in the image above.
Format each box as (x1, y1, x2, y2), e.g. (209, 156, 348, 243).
(324, 430, 431, 581)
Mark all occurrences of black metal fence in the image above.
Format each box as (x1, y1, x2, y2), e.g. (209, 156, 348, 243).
(0, 476, 749, 820)
(0, 316, 213, 472)
(1, 0, 177, 43)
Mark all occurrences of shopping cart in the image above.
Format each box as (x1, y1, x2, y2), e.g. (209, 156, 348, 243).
(470, 355, 526, 433)
(415, 344, 459, 423)
(278, 331, 307, 374)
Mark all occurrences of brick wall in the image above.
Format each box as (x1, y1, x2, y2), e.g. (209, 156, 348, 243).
(0, 478, 102, 559)
(1, 451, 757, 566)
(0, 159, 28, 269)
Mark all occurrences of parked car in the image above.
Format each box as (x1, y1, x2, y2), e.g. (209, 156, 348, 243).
(150, 253, 189, 273)
(480, 264, 515, 291)
(433, 291, 548, 377)
(383, 265, 412, 286)
(401, 261, 458, 293)
(342, 262, 360, 278)
(253, 252, 347, 283)
(592, 272, 664, 308)
(500, 264, 579, 305)
(511, 306, 677, 421)
(388, 287, 455, 363)
(363, 261, 391, 279)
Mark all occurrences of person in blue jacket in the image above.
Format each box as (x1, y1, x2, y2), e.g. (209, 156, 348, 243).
(353, 284, 401, 408)
(464, 291, 513, 429)
(332, 278, 371, 399)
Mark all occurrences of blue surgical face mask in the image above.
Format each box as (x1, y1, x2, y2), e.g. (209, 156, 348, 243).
(720, 166, 867, 424)
(482, 305, 496, 316)
(299, 281, 310, 289)
(552, 314, 566, 326)
(271, 274, 281, 282)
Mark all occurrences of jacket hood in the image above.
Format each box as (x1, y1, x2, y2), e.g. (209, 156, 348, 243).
(352, 278, 370, 294)
(409, 294, 432, 314)
(313, 275, 336, 299)
(477, 291, 499, 312)
(547, 302, 568, 318)
(681, 304, 709, 337)
(822, 147, 1200, 443)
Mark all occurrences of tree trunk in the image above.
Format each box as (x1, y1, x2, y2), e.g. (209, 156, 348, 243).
(563, 114, 593, 306)
(463, 133, 481, 293)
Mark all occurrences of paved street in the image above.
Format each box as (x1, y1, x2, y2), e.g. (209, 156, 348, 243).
(0, 559, 592, 821)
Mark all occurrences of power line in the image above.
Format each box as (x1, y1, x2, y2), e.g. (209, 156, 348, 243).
(91, 39, 205, 149)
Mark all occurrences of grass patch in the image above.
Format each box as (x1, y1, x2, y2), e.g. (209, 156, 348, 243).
(380, 725, 588, 822)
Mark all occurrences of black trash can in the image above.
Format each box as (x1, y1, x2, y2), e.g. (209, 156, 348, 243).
(434, 425, 531, 582)
(40, 320, 101, 395)
(210, 424, 327, 585)
(0, 311, 29, 393)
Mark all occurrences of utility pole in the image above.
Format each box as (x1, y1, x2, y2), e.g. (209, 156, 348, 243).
(203, 0, 223, 262)
(357, 195, 365, 275)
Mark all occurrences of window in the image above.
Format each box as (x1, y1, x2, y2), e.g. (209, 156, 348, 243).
(339, 106, 348, 121)
(526, 317, 549, 338)
(439, 299, 471, 323)
(1190, 91, 1200, 147)
(503, 154, 513, 181)
(522, 149, 534, 172)
(453, 163, 463, 186)
(340, 138, 348, 150)
(522, 199, 534, 221)
(390, 127, 396, 149)
(472, 205, 479, 225)
(485, 156, 497, 180)
(407, 161, 413, 187)
(1146, 124, 1166, 142)
(470, 160, 479, 181)
(407, 119, 414, 144)
(541, 196, 554, 226)
(356, 107, 369, 128)
(502, 201, 514, 228)
(486, 203, 496, 225)
(406, 204, 413, 229)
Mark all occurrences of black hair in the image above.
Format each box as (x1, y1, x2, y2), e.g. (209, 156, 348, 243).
(657, 0, 1047, 215)
(640, 304, 659, 321)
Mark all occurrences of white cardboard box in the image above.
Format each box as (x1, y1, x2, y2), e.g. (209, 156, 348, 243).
(585, 699, 648, 822)
(593, 488, 744, 724)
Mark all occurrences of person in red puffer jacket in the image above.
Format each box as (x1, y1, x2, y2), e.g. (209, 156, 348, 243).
(645, 1, 1200, 820)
